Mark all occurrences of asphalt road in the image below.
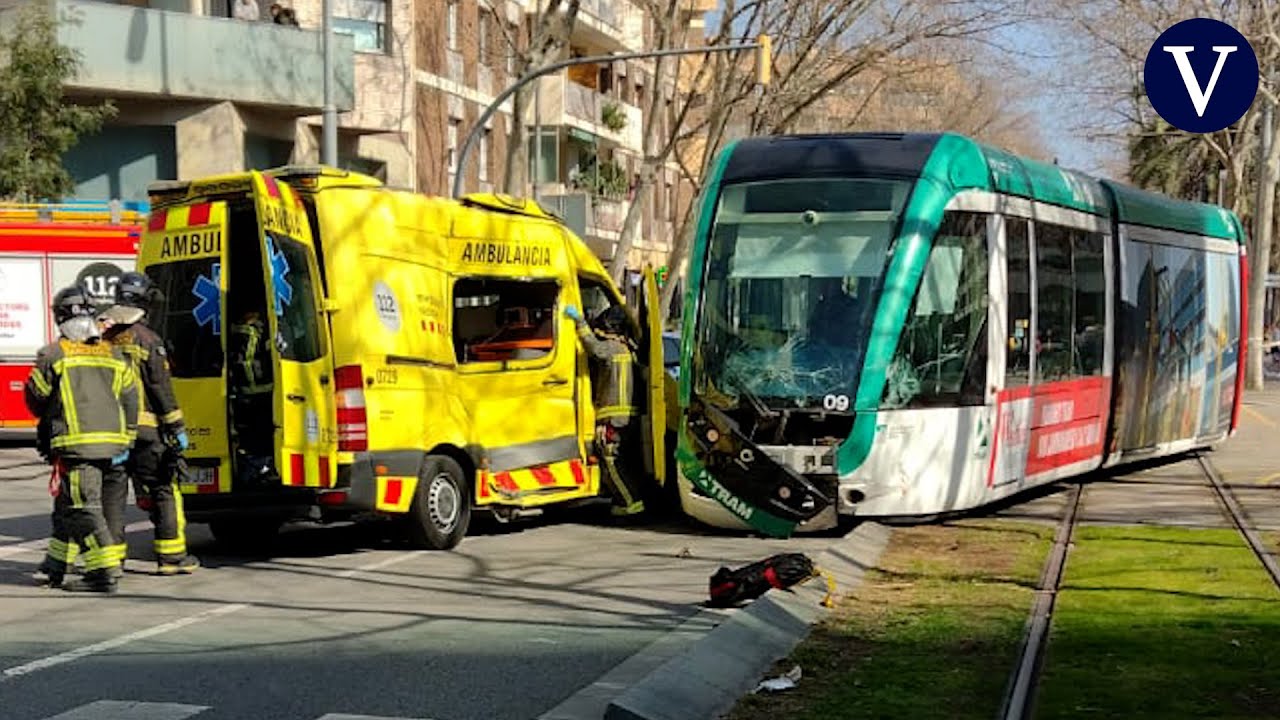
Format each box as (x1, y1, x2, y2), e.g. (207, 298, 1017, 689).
(0, 445, 834, 720)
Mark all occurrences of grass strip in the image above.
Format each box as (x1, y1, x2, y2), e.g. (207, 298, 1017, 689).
(1036, 525, 1280, 719)
(723, 520, 1053, 720)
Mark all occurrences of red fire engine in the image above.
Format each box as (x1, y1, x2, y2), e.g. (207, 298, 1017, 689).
(0, 201, 144, 434)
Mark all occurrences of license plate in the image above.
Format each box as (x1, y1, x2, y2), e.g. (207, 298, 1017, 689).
(188, 467, 217, 487)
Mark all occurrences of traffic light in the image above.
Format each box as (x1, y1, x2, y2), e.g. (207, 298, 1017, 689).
(656, 266, 669, 286)
(756, 34, 771, 86)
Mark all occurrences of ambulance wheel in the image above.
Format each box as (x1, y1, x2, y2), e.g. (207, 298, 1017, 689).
(407, 455, 470, 551)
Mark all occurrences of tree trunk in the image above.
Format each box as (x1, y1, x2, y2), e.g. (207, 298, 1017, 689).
(1247, 101, 1278, 390)
(502, 88, 528, 195)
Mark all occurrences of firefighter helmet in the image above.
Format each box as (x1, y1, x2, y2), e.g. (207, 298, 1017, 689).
(114, 271, 152, 309)
(52, 286, 94, 324)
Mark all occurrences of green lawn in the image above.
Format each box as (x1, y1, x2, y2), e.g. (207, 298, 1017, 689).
(1036, 525, 1280, 719)
(723, 521, 1054, 720)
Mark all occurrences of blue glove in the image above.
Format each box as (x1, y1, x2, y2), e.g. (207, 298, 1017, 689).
(111, 450, 129, 466)
(564, 304, 583, 322)
(174, 431, 189, 451)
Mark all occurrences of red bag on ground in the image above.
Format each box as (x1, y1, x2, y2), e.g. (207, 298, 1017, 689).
(707, 553, 817, 607)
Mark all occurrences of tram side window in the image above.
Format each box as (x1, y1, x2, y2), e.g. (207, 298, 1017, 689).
(1033, 221, 1106, 383)
(1073, 229, 1106, 376)
(882, 211, 989, 409)
(1034, 223, 1074, 382)
(1006, 218, 1032, 387)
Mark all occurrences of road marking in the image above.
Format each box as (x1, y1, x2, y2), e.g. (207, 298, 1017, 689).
(316, 715, 433, 720)
(0, 521, 151, 560)
(40, 700, 209, 719)
(336, 551, 420, 579)
(1244, 404, 1278, 429)
(3, 551, 422, 682)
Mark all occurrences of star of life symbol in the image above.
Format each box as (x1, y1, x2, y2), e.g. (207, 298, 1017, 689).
(192, 262, 221, 335)
(266, 236, 293, 317)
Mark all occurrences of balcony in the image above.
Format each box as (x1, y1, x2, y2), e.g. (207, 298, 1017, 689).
(27, 0, 355, 113)
(539, 191, 627, 257)
(530, 74, 642, 151)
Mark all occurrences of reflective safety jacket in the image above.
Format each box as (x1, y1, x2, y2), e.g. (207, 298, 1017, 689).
(229, 317, 272, 396)
(103, 322, 185, 443)
(24, 339, 139, 461)
(574, 320, 641, 427)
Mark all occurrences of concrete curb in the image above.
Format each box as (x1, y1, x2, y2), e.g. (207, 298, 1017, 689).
(600, 522, 893, 720)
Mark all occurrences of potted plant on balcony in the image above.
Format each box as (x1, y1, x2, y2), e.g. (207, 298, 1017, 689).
(601, 102, 628, 133)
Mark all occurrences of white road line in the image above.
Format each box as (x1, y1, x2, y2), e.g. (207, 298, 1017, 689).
(316, 715, 433, 720)
(40, 700, 209, 719)
(336, 551, 420, 579)
(3, 551, 422, 682)
(0, 520, 151, 561)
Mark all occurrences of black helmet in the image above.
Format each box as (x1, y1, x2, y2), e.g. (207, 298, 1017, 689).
(591, 305, 630, 336)
(52, 286, 94, 324)
(114, 271, 152, 309)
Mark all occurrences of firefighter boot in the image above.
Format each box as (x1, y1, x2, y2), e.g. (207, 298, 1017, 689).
(32, 559, 64, 588)
(156, 555, 200, 575)
(61, 569, 118, 594)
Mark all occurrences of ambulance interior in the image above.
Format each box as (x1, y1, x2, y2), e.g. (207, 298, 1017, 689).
(453, 278, 559, 363)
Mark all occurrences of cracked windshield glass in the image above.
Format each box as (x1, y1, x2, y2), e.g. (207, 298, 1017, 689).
(696, 177, 910, 409)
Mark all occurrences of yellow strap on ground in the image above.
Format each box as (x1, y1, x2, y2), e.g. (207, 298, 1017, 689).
(815, 567, 838, 608)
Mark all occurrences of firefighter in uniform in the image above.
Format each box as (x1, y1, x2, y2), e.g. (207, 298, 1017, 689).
(229, 308, 275, 480)
(28, 286, 138, 594)
(564, 303, 646, 516)
(99, 272, 200, 575)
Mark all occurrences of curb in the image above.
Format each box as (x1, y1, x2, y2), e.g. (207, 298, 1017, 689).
(599, 522, 893, 720)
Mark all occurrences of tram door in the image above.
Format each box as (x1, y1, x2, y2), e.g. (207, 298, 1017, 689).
(989, 216, 1034, 491)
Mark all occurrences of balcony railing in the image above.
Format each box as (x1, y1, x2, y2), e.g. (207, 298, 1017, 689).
(531, 75, 642, 150)
(24, 0, 355, 112)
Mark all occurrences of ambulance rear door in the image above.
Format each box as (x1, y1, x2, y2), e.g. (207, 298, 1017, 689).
(138, 201, 232, 495)
(636, 266, 666, 486)
(250, 172, 337, 491)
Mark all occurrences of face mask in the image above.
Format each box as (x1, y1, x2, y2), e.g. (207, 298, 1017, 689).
(59, 316, 101, 343)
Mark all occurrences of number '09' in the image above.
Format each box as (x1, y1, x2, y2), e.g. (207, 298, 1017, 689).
(822, 394, 850, 411)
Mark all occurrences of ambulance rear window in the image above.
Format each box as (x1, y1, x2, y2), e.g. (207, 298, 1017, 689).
(146, 259, 224, 378)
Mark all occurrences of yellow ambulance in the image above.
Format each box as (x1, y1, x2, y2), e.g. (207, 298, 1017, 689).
(139, 166, 667, 550)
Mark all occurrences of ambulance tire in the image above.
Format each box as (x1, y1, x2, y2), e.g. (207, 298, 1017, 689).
(407, 455, 471, 551)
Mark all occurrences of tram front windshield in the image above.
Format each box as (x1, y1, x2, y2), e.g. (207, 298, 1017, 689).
(696, 177, 910, 410)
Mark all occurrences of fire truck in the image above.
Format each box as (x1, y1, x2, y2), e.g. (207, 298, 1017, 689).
(0, 201, 146, 435)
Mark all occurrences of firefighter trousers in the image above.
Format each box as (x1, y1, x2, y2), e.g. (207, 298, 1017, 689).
(596, 422, 645, 516)
(125, 439, 189, 563)
(43, 460, 125, 576)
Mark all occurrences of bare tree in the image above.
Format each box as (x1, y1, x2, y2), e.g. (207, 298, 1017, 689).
(495, 0, 582, 195)
(642, 0, 1032, 314)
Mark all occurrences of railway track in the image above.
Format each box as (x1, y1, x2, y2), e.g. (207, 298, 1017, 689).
(996, 454, 1280, 720)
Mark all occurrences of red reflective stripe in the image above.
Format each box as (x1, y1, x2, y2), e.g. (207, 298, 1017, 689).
(147, 210, 167, 231)
(187, 203, 212, 227)
(318, 456, 331, 488)
(531, 466, 555, 486)
(569, 459, 586, 486)
(290, 453, 305, 486)
(495, 472, 517, 491)
(384, 478, 403, 506)
(263, 175, 281, 198)
(478, 471, 491, 498)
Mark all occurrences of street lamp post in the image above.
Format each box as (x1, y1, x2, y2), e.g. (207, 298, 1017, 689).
(321, 0, 338, 166)
(452, 38, 770, 199)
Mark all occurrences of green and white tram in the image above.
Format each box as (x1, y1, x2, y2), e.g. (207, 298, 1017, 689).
(674, 133, 1248, 538)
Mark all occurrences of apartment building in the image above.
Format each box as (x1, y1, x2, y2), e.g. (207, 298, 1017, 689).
(0, 0, 708, 274)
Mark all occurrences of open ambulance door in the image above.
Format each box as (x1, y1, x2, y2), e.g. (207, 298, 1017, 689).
(636, 266, 666, 486)
(138, 201, 232, 495)
(249, 171, 338, 492)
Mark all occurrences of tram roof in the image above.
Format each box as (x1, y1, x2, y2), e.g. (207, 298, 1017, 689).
(720, 133, 1241, 243)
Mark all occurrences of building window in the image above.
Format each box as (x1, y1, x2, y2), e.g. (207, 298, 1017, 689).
(447, 117, 460, 173)
(447, 0, 459, 51)
(507, 23, 519, 76)
(479, 9, 491, 65)
(479, 128, 491, 182)
(333, 0, 387, 53)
